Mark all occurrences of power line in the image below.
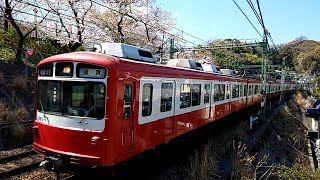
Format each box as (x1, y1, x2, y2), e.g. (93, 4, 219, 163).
(14, 0, 200, 46)
(90, 0, 207, 43)
(246, 0, 263, 27)
(231, 0, 263, 38)
(255, 0, 266, 42)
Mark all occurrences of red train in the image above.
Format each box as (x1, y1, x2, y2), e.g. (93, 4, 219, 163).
(32, 43, 295, 171)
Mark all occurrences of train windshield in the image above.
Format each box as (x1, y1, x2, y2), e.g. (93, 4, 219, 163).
(37, 80, 105, 119)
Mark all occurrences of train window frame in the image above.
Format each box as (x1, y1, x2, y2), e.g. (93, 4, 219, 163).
(160, 83, 173, 112)
(180, 84, 191, 109)
(142, 84, 153, 117)
(204, 83, 211, 104)
(191, 84, 201, 106)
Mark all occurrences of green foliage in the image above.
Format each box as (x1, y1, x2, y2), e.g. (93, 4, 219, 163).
(0, 28, 19, 49)
(313, 77, 320, 98)
(207, 40, 264, 71)
(273, 164, 320, 180)
(75, 44, 86, 51)
(278, 39, 320, 74)
(0, 48, 16, 63)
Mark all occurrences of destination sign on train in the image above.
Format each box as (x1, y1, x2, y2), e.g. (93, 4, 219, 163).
(79, 68, 106, 78)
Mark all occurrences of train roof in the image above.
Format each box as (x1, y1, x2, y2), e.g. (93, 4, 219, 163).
(38, 51, 263, 83)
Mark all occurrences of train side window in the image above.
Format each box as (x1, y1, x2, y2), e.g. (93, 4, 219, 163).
(214, 84, 220, 102)
(226, 84, 230, 99)
(220, 84, 225, 101)
(248, 85, 253, 95)
(142, 84, 153, 117)
(160, 83, 173, 112)
(180, 84, 191, 109)
(192, 84, 201, 106)
(123, 84, 132, 119)
(254, 85, 259, 94)
(244, 85, 247, 96)
(204, 84, 210, 104)
(232, 84, 239, 98)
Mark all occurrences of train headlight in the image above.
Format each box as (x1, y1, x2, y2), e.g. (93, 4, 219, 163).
(63, 66, 71, 74)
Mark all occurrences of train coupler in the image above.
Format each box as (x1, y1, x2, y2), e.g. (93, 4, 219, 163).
(40, 156, 64, 172)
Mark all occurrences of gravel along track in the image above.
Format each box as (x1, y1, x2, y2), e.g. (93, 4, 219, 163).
(0, 145, 32, 159)
(0, 152, 43, 179)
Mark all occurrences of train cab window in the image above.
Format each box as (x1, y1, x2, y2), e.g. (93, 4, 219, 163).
(142, 84, 153, 117)
(38, 81, 105, 119)
(123, 85, 132, 119)
(239, 84, 243, 97)
(226, 84, 230, 99)
(180, 84, 191, 109)
(160, 83, 173, 112)
(232, 84, 239, 98)
(204, 84, 211, 104)
(192, 84, 201, 106)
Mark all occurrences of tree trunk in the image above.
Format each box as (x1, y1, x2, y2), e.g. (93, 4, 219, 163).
(3, 19, 8, 32)
(16, 39, 24, 65)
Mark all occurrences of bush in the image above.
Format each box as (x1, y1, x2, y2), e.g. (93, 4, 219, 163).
(0, 48, 16, 64)
(0, 106, 29, 144)
(273, 163, 320, 179)
(11, 75, 28, 95)
(0, 72, 5, 92)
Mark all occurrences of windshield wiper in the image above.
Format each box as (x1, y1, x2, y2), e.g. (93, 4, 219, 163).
(39, 99, 47, 121)
(78, 105, 95, 124)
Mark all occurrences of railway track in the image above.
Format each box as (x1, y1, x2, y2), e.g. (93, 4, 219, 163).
(0, 150, 43, 179)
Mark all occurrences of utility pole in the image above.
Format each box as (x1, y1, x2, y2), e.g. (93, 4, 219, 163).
(257, 0, 268, 121)
(260, 41, 268, 120)
(169, 39, 179, 59)
(280, 57, 285, 102)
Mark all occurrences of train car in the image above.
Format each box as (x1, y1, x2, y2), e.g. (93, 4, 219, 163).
(32, 43, 294, 171)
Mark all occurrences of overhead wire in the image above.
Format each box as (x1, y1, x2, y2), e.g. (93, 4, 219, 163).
(14, 0, 200, 46)
(246, 0, 263, 27)
(231, 0, 263, 38)
(89, 0, 207, 43)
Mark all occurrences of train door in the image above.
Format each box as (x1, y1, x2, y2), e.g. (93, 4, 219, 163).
(162, 81, 175, 135)
(204, 83, 211, 120)
(121, 82, 134, 151)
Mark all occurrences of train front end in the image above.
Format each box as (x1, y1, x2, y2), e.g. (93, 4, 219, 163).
(32, 55, 108, 170)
